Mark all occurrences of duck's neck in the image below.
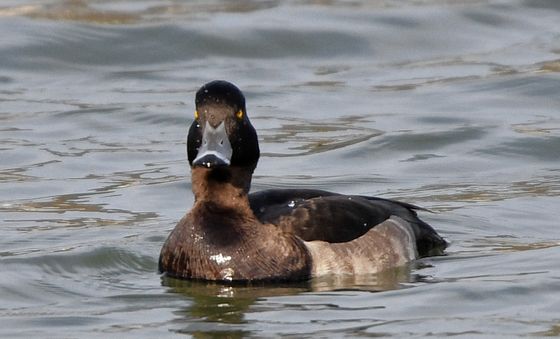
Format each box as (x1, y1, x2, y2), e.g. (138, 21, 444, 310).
(191, 166, 254, 212)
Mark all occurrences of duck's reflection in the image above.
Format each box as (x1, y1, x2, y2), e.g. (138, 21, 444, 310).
(311, 264, 414, 292)
(162, 277, 310, 323)
(162, 264, 416, 336)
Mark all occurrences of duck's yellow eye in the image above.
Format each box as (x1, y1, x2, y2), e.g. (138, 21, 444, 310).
(194, 110, 199, 120)
(236, 110, 243, 120)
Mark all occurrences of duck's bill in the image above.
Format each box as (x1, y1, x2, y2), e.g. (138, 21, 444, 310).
(193, 121, 232, 168)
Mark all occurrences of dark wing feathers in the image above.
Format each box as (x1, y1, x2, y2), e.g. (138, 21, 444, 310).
(249, 189, 447, 257)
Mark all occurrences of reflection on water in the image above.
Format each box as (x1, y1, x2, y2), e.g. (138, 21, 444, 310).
(164, 277, 309, 324)
(1, 0, 560, 337)
(0, 1, 139, 24)
(398, 172, 560, 207)
(472, 238, 560, 254)
(257, 114, 382, 157)
(163, 265, 414, 335)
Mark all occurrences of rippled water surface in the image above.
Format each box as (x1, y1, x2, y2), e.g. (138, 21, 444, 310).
(2, 0, 560, 337)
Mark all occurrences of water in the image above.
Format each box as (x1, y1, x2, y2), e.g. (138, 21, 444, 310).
(1, 0, 560, 337)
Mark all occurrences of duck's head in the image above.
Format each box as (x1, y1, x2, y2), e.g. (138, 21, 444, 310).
(187, 80, 260, 172)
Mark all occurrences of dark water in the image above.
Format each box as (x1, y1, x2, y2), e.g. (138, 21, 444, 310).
(1, 0, 560, 337)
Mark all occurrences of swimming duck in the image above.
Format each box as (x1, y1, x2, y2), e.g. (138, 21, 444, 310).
(159, 80, 447, 282)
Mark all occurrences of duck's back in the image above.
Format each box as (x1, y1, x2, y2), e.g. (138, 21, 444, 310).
(249, 189, 447, 257)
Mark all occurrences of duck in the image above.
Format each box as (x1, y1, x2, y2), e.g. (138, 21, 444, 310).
(158, 80, 447, 283)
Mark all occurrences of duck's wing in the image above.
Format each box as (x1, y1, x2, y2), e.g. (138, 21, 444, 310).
(248, 189, 447, 257)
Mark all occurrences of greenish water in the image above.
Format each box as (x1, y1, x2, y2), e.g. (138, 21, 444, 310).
(1, 0, 560, 337)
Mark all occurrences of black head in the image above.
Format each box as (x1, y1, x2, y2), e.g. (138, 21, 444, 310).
(187, 80, 260, 171)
